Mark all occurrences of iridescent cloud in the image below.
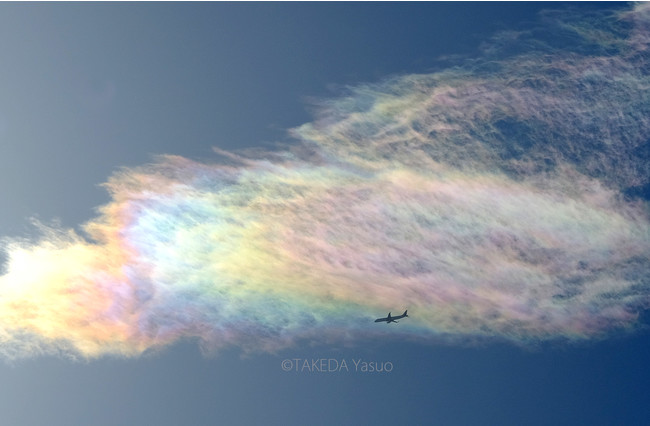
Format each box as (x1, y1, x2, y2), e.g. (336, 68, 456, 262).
(1, 4, 649, 359)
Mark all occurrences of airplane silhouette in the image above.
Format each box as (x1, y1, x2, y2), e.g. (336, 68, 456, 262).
(374, 310, 408, 323)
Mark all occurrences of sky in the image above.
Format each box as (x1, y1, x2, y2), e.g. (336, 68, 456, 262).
(0, 2, 649, 425)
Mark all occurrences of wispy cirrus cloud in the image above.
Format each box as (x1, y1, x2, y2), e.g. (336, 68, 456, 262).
(1, 4, 649, 359)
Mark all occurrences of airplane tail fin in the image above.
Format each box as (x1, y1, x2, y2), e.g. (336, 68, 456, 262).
(403, 310, 408, 317)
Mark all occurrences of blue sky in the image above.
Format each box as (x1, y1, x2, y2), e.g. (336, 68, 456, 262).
(0, 3, 649, 425)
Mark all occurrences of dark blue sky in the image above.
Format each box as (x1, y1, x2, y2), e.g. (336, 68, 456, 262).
(0, 3, 648, 425)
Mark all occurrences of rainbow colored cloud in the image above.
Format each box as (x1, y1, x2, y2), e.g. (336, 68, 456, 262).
(1, 4, 649, 359)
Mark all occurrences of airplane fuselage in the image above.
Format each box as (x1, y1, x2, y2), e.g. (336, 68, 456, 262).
(374, 310, 408, 323)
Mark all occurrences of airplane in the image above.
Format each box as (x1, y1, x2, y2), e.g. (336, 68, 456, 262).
(374, 310, 408, 323)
